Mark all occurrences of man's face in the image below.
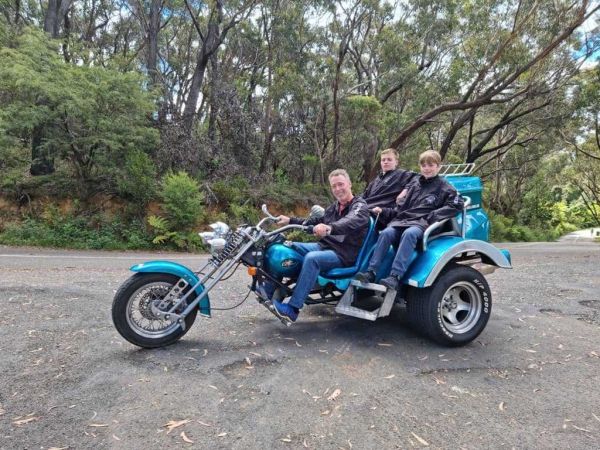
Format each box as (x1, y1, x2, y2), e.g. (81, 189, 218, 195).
(380, 153, 398, 173)
(420, 161, 441, 179)
(329, 175, 352, 203)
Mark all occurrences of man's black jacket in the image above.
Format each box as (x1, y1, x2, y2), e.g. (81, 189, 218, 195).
(379, 175, 464, 231)
(289, 196, 370, 266)
(362, 169, 417, 209)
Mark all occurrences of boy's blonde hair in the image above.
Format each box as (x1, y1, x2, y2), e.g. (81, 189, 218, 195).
(419, 150, 441, 166)
(380, 148, 399, 159)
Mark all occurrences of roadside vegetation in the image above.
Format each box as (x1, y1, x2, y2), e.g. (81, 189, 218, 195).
(1, 1, 599, 250)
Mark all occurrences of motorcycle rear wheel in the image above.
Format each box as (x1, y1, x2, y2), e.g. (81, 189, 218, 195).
(112, 273, 198, 348)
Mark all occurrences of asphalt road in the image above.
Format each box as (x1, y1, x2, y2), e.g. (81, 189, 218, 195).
(1, 243, 599, 449)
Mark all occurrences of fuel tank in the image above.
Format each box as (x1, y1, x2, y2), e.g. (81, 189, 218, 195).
(264, 243, 303, 278)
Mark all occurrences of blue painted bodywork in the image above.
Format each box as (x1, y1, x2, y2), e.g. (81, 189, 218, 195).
(130, 260, 211, 316)
(265, 244, 304, 279)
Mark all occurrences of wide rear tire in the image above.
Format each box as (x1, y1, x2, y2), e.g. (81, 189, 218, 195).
(112, 273, 198, 348)
(406, 264, 492, 346)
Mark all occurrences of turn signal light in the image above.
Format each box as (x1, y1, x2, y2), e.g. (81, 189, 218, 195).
(247, 267, 257, 276)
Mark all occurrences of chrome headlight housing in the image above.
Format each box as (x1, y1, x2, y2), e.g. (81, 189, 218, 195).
(199, 222, 231, 256)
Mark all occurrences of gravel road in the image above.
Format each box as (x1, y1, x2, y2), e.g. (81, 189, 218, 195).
(1, 242, 599, 449)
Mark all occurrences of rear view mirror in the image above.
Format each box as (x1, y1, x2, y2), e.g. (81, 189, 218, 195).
(304, 205, 325, 224)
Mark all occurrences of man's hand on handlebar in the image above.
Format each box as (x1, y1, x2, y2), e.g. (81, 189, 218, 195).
(371, 207, 382, 215)
(276, 215, 290, 226)
(313, 223, 331, 237)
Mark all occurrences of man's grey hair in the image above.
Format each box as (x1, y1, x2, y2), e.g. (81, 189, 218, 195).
(328, 168, 351, 181)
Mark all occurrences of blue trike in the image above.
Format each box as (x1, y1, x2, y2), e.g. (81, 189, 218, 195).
(112, 164, 511, 348)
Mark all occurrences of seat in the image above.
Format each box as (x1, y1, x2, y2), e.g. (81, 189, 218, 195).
(418, 195, 471, 251)
(417, 216, 461, 251)
(322, 217, 377, 279)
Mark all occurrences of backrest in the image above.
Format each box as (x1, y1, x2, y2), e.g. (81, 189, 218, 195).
(354, 217, 377, 267)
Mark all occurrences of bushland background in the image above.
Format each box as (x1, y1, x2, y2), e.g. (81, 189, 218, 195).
(1, 0, 599, 251)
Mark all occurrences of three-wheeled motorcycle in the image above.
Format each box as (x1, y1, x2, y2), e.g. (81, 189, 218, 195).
(112, 164, 511, 348)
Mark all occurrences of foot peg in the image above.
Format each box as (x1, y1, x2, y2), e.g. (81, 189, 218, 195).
(261, 299, 293, 326)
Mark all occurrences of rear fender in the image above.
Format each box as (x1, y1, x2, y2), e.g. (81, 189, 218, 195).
(403, 237, 512, 288)
(131, 260, 210, 316)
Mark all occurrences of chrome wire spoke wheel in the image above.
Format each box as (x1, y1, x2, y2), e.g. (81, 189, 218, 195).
(125, 281, 181, 339)
(440, 281, 482, 334)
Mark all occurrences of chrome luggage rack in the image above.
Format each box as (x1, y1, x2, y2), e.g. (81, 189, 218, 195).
(439, 163, 475, 177)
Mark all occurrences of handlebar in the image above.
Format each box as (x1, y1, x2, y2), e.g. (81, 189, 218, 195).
(265, 224, 310, 238)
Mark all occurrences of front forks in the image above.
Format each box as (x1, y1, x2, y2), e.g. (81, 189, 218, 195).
(151, 239, 257, 329)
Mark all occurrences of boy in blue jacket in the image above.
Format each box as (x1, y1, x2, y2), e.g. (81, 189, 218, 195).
(354, 150, 464, 290)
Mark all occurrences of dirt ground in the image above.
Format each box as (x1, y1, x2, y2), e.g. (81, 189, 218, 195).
(0, 242, 599, 449)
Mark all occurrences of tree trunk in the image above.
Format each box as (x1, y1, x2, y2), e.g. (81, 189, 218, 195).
(182, 46, 210, 133)
(207, 54, 219, 146)
(44, 0, 72, 38)
(147, 0, 161, 88)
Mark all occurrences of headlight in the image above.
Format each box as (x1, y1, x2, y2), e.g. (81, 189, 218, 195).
(199, 222, 231, 257)
(210, 221, 230, 237)
(199, 231, 215, 244)
(209, 238, 227, 255)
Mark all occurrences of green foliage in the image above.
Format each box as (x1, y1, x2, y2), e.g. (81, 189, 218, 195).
(284, 229, 319, 243)
(147, 214, 203, 251)
(0, 27, 158, 197)
(211, 176, 249, 205)
(0, 212, 153, 250)
(489, 211, 558, 242)
(117, 148, 158, 208)
(160, 171, 204, 230)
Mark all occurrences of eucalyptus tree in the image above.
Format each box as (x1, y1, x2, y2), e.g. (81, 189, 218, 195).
(180, 0, 256, 133)
(386, 0, 599, 159)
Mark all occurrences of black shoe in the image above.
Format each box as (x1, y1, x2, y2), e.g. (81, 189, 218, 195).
(380, 275, 400, 291)
(354, 270, 376, 284)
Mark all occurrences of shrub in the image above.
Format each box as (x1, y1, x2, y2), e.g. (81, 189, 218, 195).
(147, 215, 204, 251)
(160, 171, 204, 230)
(117, 148, 158, 208)
(0, 213, 153, 249)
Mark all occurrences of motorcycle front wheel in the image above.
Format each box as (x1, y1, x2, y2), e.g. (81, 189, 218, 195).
(112, 273, 198, 348)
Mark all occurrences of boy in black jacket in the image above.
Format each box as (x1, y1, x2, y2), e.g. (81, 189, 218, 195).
(361, 148, 417, 209)
(354, 150, 464, 290)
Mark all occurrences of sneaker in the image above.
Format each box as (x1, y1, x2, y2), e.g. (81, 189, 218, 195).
(380, 275, 400, 291)
(354, 270, 376, 284)
(271, 300, 299, 323)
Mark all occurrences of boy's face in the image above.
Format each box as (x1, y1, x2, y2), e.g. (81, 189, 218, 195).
(380, 154, 398, 173)
(419, 161, 440, 179)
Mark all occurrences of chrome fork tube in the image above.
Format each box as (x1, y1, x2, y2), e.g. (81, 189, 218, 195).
(172, 238, 258, 318)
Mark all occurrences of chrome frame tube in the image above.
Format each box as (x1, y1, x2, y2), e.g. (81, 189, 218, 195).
(167, 222, 306, 320)
(174, 238, 259, 318)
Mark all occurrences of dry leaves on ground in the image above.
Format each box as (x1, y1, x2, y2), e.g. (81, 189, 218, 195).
(164, 419, 191, 434)
(181, 431, 194, 443)
(12, 416, 40, 426)
(411, 432, 430, 446)
(327, 389, 342, 401)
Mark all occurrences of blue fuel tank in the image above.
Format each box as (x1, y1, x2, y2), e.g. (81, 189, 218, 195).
(264, 243, 304, 278)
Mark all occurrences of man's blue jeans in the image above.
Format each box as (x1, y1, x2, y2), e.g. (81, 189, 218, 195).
(367, 226, 423, 278)
(286, 243, 342, 309)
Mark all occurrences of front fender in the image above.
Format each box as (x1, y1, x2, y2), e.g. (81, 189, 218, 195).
(131, 260, 210, 316)
(404, 237, 512, 288)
